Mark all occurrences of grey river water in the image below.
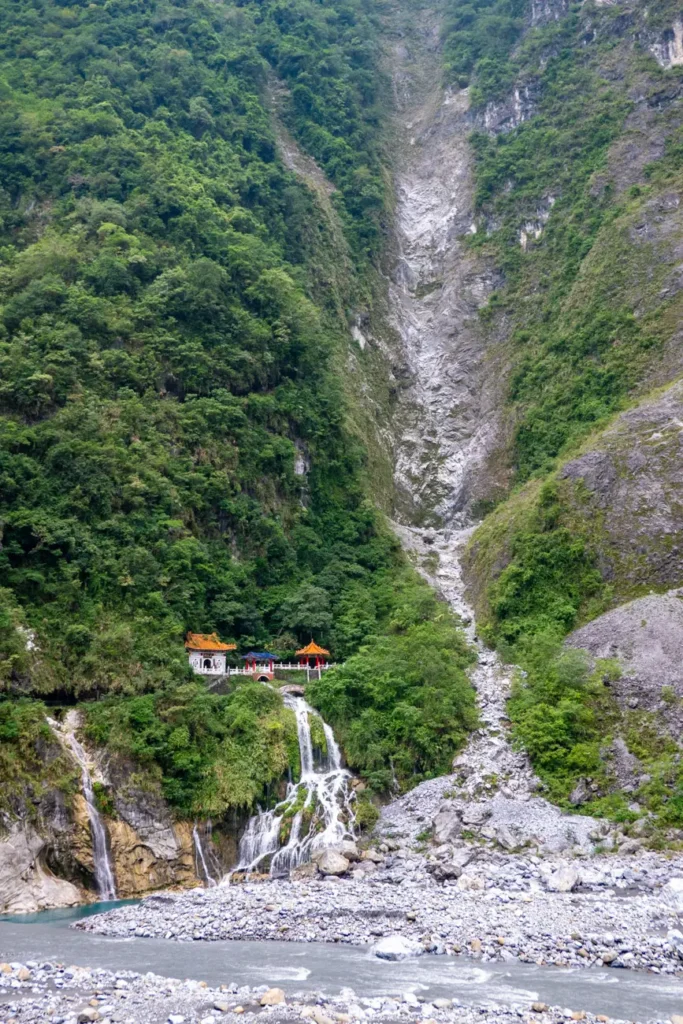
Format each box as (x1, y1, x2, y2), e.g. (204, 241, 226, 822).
(0, 905, 682, 1021)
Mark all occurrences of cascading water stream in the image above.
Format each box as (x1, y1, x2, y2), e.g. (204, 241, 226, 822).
(225, 694, 354, 879)
(48, 712, 117, 901)
(193, 823, 217, 887)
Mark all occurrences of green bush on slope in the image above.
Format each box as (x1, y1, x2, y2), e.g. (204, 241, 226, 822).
(442, 0, 528, 98)
(308, 573, 478, 792)
(482, 480, 606, 653)
(84, 680, 300, 817)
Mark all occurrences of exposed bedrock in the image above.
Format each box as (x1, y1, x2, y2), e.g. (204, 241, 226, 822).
(379, 11, 509, 529)
(0, 734, 241, 912)
(557, 379, 683, 596)
(566, 589, 683, 735)
(0, 824, 82, 916)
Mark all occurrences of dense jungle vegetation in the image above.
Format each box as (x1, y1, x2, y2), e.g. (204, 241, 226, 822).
(0, 0, 475, 817)
(463, 0, 683, 825)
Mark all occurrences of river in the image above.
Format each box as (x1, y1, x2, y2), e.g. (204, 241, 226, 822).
(1, 906, 682, 1020)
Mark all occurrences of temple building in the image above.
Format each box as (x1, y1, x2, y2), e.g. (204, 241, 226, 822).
(185, 633, 236, 675)
(242, 651, 278, 681)
(296, 640, 330, 670)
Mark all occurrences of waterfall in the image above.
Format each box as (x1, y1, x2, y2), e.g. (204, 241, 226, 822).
(226, 694, 355, 878)
(192, 823, 217, 887)
(48, 712, 117, 901)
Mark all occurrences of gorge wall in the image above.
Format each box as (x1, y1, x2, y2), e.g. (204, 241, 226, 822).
(374, 0, 683, 825)
(2, 0, 683, 912)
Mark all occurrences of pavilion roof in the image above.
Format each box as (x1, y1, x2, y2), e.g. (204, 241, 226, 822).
(295, 641, 330, 657)
(241, 651, 278, 660)
(185, 632, 236, 652)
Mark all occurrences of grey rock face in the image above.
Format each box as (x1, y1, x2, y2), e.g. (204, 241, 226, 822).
(566, 588, 683, 734)
(558, 380, 683, 596)
(0, 825, 81, 914)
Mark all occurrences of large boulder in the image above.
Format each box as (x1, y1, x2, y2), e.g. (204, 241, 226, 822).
(426, 859, 462, 882)
(569, 778, 590, 806)
(433, 806, 462, 844)
(663, 878, 683, 914)
(260, 988, 286, 1006)
(337, 840, 361, 862)
(372, 935, 424, 961)
(495, 825, 517, 851)
(461, 805, 491, 827)
(314, 849, 349, 876)
(546, 866, 579, 893)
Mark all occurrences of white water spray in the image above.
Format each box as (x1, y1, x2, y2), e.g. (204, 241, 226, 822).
(226, 694, 354, 878)
(193, 823, 217, 887)
(48, 711, 117, 901)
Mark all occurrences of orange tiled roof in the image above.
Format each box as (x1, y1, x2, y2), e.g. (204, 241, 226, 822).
(185, 632, 236, 652)
(295, 641, 330, 657)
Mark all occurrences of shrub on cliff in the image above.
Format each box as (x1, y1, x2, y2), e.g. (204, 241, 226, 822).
(308, 573, 477, 792)
(85, 680, 300, 817)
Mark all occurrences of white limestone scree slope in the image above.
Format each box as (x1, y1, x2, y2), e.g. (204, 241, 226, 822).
(378, 8, 600, 852)
(382, 11, 501, 529)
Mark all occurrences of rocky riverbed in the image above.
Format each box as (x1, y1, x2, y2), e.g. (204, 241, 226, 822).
(75, 848, 683, 975)
(0, 958, 679, 1024)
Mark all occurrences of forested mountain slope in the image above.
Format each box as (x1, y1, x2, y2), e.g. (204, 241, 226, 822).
(2, 0, 683, 908)
(0, 0, 477, 873)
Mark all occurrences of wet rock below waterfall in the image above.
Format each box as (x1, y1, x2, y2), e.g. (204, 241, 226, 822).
(313, 849, 350, 876)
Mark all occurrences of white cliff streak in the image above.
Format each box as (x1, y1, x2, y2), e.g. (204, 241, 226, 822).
(385, 17, 501, 527)
(381, 9, 594, 850)
(652, 19, 683, 69)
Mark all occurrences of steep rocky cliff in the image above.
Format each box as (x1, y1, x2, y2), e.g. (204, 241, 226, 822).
(453, 0, 683, 822)
(0, 714, 232, 912)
